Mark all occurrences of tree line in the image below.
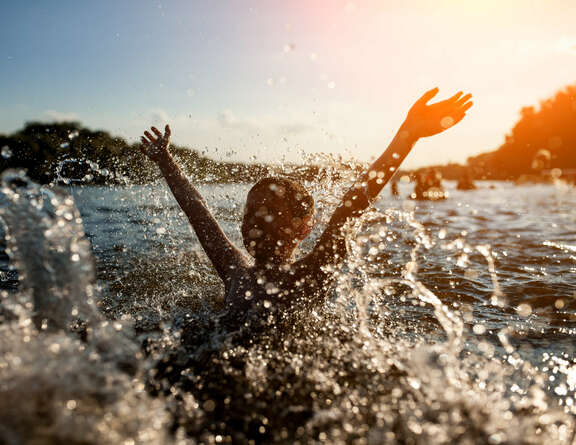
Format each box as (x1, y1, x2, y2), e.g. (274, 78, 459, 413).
(0, 122, 323, 185)
(467, 83, 576, 179)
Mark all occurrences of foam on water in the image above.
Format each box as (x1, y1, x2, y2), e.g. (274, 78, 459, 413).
(1, 169, 575, 444)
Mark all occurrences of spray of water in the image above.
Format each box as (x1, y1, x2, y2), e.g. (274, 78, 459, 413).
(0, 170, 172, 444)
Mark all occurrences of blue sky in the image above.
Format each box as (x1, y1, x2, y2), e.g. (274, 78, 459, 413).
(2, 0, 576, 167)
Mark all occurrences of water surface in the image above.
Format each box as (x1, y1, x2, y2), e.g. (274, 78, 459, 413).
(1, 176, 575, 444)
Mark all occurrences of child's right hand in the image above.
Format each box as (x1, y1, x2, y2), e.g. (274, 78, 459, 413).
(140, 125, 171, 162)
(402, 88, 473, 139)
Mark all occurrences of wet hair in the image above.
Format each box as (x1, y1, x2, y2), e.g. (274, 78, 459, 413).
(241, 177, 314, 258)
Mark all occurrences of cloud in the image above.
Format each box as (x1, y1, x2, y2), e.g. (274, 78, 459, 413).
(43, 110, 80, 122)
(555, 37, 576, 55)
(277, 123, 314, 135)
(216, 110, 256, 131)
(147, 109, 171, 126)
(217, 110, 313, 136)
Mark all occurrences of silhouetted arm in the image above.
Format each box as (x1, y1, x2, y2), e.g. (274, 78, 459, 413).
(140, 125, 248, 280)
(308, 88, 473, 266)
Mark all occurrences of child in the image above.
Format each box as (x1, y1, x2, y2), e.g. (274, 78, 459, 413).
(140, 88, 472, 322)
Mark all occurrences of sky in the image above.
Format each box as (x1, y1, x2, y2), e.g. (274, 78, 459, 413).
(1, 0, 575, 168)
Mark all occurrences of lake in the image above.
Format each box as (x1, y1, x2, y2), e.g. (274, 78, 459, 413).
(1, 175, 575, 444)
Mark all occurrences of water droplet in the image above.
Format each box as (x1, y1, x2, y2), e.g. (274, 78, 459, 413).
(555, 384, 568, 396)
(203, 399, 216, 412)
(440, 116, 454, 129)
(551, 168, 562, 179)
(1, 146, 12, 159)
(473, 324, 486, 335)
(66, 400, 77, 410)
(456, 254, 469, 268)
(516, 303, 532, 317)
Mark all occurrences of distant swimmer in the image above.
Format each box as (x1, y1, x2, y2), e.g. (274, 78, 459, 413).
(412, 168, 447, 200)
(457, 170, 476, 190)
(139, 88, 472, 326)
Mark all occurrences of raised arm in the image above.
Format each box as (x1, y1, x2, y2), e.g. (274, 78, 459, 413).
(140, 125, 248, 280)
(309, 88, 473, 265)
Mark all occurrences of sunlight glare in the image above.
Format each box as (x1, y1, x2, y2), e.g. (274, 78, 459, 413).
(556, 37, 576, 55)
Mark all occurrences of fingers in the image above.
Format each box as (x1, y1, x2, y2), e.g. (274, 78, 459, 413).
(447, 99, 472, 126)
(436, 91, 467, 108)
(440, 94, 473, 114)
(416, 87, 439, 106)
(449, 103, 472, 127)
(460, 100, 473, 113)
(455, 93, 472, 108)
(447, 91, 463, 103)
(418, 88, 472, 110)
(143, 131, 156, 144)
(150, 125, 171, 141)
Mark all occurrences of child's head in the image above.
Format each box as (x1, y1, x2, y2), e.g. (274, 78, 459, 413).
(242, 177, 314, 263)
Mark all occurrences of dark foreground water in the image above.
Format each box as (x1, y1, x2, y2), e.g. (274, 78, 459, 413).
(1, 172, 575, 444)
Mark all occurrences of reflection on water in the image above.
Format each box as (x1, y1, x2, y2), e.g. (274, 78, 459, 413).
(1, 172, 576, 444)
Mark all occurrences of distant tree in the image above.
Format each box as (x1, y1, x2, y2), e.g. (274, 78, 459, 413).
(468, 84, 576, 179)
(0, 121, 156, 184)
(0, 122, 320, 185)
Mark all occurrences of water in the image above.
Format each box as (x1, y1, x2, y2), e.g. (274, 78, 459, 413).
(1, 171, 576, 444)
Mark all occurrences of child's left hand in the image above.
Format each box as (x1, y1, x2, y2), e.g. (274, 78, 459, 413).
(140, 125, 171, 162)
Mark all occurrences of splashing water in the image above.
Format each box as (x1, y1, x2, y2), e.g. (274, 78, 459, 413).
(0, 170, 99, 331)
(0, 170, 171, 444)
(54, 158, 124, 186)
(0, 168, 575, 444)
